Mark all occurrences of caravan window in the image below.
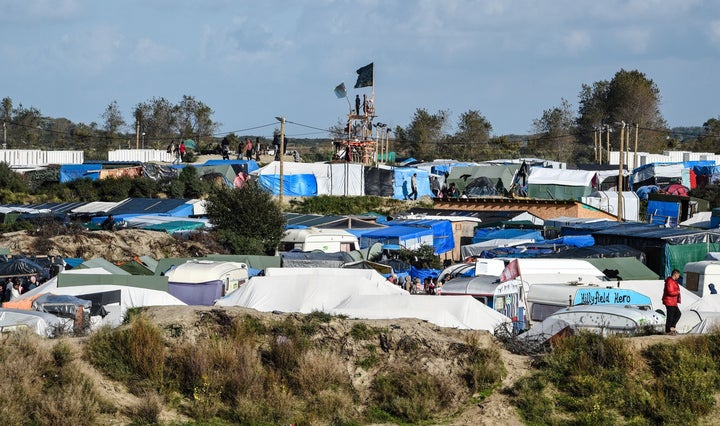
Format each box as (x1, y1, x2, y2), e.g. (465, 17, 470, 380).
(531, 303, 564, 322)
(277, 242, 295, 252)
(340, 242, 353, 253)
(473, 296, 488, 306)
(684, 272, 699, 292)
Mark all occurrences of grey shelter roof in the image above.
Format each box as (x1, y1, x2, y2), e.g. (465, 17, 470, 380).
(108, 198, 191, 215)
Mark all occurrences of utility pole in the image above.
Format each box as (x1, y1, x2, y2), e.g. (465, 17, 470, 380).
(633, 123, 639, 170)
(276, 116, 286, 206)
(605, 124, 611, 165)
(2, 121, 6, 150)
(593, 128, 598, 163)
(617, 121, 625, 222)
(136, 122, 140, 149)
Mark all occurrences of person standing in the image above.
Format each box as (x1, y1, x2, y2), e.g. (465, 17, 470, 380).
(663, 269, 682, 335)
(179, 141, 186, 162)
(355, 95, 361, 116)
(408, 173, 418, 200)
(245, 138, 253, 161)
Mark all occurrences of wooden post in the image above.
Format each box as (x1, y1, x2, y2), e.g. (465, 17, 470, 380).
(617, 122, 625, 222)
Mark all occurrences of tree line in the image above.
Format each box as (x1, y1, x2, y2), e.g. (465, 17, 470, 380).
(392, 69, 720, 165)
(2, 68, 719, 165)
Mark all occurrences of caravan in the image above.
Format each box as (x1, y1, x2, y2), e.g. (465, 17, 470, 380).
(279, 228, 359, 253)
(165, 260, 249, 305)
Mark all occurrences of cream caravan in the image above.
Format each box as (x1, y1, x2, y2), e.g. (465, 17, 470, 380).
(278, 228, 359, 253)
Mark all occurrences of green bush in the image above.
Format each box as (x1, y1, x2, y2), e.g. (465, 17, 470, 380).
(86, 316, 166, 389)
(206, 181, 286, 255)
(370, 365, 459, 423)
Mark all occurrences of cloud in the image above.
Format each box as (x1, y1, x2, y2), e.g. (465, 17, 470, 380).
(563, 31, 592, 54)
(709, 20, 720, 46)
(132, 38, 181, 65)
(0, 0, 81, 22)
(52, 26, 124, 72)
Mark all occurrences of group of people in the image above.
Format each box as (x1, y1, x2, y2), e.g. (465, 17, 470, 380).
(407, 174, 461, 201)
(354, 94, 374, 117)
(387, 274, 443, 295)
(2, 275, 41, 302)
(167, 140, 187, 164)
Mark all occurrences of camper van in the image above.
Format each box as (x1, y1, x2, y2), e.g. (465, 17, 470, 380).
(278, 228, 359, 253)
(682, 261, 720, 298)
(525, 283, 654, 323)
(165, 260, 249, 305)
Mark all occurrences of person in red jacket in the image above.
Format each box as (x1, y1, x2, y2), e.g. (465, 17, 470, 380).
(662, 269, 682, 335)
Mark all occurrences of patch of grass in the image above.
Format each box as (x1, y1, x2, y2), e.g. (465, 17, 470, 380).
(86, 315, 166, 389)
(369, 364, 461, 423)
(505, 374, 555, 425)
(350, 322, 376, 340)
(129, 391, 162, 425)
(462, 335, 505, 394)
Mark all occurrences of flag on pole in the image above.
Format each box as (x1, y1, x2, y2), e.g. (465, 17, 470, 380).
(334, 82, 347, 99)
(354, 62, 373, 88)
(499, 259, 520, 283)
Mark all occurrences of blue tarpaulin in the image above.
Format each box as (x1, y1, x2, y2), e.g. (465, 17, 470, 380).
(257, 174, 318, 196)
(409, 266, 440, 282)
(472, 228, 544, 244)
(391, 168, 432, 200)
(360, 225, 434, 250)
(386, 219, 455, 255)
(59, 164, 101, 183)
(543, 235, 595, 247)
(202, 159, 259, 173)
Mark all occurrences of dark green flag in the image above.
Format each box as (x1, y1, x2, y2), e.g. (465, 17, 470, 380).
(354, 62, 373, 88)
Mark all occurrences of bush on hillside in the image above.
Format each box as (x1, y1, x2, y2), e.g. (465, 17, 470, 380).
(205, 181, 286, 255)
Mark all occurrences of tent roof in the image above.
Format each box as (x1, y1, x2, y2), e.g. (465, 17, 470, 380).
(584, 257, 660, 280)
(108, 198, 191, 215)
(76, 258, 130, 275)
(360, 225, 433, 239)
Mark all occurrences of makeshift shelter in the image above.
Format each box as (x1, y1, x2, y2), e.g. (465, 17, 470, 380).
(386, 219, 455, 255)
(580, 191, 639, 221)
(252, 161, 329, 196)
(59, 164, 101, 183)
(329, 294, 511, 332)
(17, 270, 184, 328)
(631, 163, 684, 190)
(386, 166, 432, 200)
(0, 309, 63, 337)
(215, 272, 407, 313)
(526, 168, 598, 200)
(363, 167, 395, 197)
(359, 225, 434, 251)
(0, 258, 49, 279)
(447, 165, 517, 193)
(589, 224, 720, 277)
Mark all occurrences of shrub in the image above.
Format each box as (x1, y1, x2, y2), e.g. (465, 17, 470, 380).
(86, 316, 166, 389)
(350, 322, 376, 340)
(292, 350, 352, 397)
(462, 336, 505, 394)
(506, 374, 555, 425)
(206, 181, 286, 255)
(130, 391, 163, 425)
(369, 365, 460, 422)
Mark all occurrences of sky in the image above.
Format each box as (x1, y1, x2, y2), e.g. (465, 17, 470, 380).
(1, 0, 719, 140)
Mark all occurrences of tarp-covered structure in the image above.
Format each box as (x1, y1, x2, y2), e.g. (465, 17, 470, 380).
(562, 221, 720, 277)
(386, 219, 455, 255)
(527, 168, 598, 200)
(280, 251, 355, 268)
(447, 164, 520, 195)
(359, 225, 434, 251)
(631, 163, 685, 190)
(0, 309, 63, 337)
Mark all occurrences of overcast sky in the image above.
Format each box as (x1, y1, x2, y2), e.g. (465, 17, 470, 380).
(1, 0, 718, 139)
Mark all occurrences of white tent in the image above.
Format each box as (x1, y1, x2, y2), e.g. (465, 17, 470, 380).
(263, 267, 390, 286)
(15, 268, 185, 328)
(528, 168, 598, 187)
(215, 273, 407, 313)
(460, 238, 537, 259)
(0, 309, 63, 337)
(329, 163, 365, 196)
(329, 295, 511, 332)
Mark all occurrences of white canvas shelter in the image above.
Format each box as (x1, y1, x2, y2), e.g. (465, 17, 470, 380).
(528, 168, 597, 187)
(70, 201, 124, 214)
(263, 267, 389, 286)
(329, 294, 511, 332)
(0, 309, 63, 337)
(215, 272, 407, 313)
(16, 268, 185, 328)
